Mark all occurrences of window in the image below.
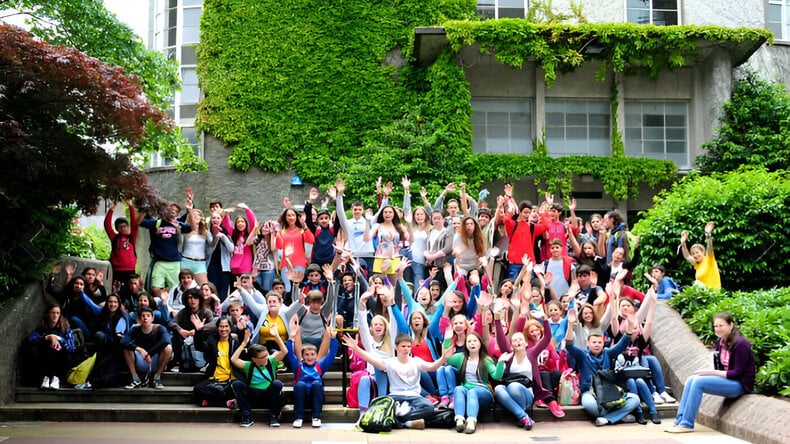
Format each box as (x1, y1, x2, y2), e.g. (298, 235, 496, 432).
(768, 0, 790, 41)
(626, 0, 679, 25)
(624, 101, 688, 166)
(182, 7, 202, 44)
(477, 0, 528, 19)
(471, 99, 533, 154)
(545, 99, 610, 156)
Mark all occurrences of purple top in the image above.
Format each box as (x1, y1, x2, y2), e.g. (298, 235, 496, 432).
(714, 335, 756, 393)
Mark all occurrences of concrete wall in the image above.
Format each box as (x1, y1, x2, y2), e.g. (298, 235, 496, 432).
(651, 303, 790, 444)
(0, 283, 45, 405)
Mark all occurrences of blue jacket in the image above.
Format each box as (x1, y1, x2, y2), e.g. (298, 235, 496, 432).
(285, 337, 339, 388)
(566, 333, 631, 392)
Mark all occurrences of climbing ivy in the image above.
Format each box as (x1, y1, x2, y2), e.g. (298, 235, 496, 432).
(197, 0, 769, 203)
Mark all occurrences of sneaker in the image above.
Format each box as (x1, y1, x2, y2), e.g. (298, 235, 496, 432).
(464, 418, 477, 434)
(240, 416, 254, 427)
(520, 416, 534, 430)
(49, 376, 60, 390)
(651, 412, 662, 424)
(226, 399, 237, 410)
(311, 418, 321, 428)
(652, 391, 665, 405)
(635, 411, 648, 425)
(170, 365, 179, 373)
(74, 382, 92, 390)
(665, 425, 694, 434)
(408, 418, 424, 430)
(269, 416, 280, 427)
(621, 414, 636, 424)
(455, 416, 466, 433)
(438, 396, 450, 409)
(595, 417, 609, 427)
(660, 391, 676, 403)
(547, 400, 565, 418)
(534, 399, 547, 408)
(151, 379, 164, 389)
(40, 376, 50, 390)
(395, 401, 411, 417)
(292, 418, 303, 428)
(426, 394, 440, 406)
(125, 378, 143, 389)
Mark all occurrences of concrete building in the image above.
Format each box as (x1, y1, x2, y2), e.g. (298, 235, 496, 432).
(144, 0, 790, 220)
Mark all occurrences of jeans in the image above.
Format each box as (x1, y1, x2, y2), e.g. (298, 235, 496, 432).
(436, 366, 459, 398)
(507, 263, 523, 281)
(453, 385, 493, 420)
(390, 394, 435, 426)
(231, 379, 283, 419)
(132, 350, 160, 375)
(357, 369, 388, 411)
(674, 375, 745, 429)
(256, 269, 276, 293)
(293, 380, 324, 420)
(411, 262, 426, 289)
(494, 382, 534, 421)
(641, 355, 667, 393)
(420, 371, 438, 397)
(625, 378, 656, 414)
(68, 316, 91, 338)
(581, 391, 640, 424)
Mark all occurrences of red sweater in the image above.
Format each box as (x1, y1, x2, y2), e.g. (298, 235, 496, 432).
(104, 205, 138, 272)
(503, 212, 550, 265)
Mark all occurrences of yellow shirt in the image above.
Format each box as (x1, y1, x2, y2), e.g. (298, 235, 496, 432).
(694, 249, 721, 289)
(212, 340, 232, 381)
(258, 314, 287, 344)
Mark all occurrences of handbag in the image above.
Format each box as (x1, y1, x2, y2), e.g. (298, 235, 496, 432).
(66, 353, 96, 385)
(592, 370, 626, 410)
(617, 366, 652, 381)
(501, 373, 533, 388)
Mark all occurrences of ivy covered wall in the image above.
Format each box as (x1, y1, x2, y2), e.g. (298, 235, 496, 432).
(197, 0, 771, 204)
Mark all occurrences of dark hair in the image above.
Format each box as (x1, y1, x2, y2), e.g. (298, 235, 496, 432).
(181, 287, 204, 308)
(209, 201, 222, 208)
(713, 312, 741, 350)
(248, 343, 267, 358)
(605, 210, 624, 227)
(278, 207, 304, 230)
(137, 306, 154, 317)
(394, 333, 413, 345)
(576, 264, 592, 275)
(39, 303, 69, 333)
(179, 269, 194, 279)
(459, 331, 492, 382)
(114, 217, 129, 230)
(375, 205, 407, 240)
(98, 293, 125, 325)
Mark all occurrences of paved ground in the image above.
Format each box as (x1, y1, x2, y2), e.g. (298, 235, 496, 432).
(0, 420, 753, 444)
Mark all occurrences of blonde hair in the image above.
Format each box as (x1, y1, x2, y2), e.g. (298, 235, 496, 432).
(370, 314, 393, 356)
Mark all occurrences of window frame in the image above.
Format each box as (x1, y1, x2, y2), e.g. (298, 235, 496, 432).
(471, 98, 534, 155)
(625, 0, 681, 26)
(624, 100, 689, 167)
(544, 99, 611, 157)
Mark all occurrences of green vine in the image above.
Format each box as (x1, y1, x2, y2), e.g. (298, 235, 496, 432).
(610, 74, 625, 157)
(197, 1, 766, 203)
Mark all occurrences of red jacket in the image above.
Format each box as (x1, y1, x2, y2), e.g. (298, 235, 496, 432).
(503, 212, 550, 265)
(104, 205, 138, 272)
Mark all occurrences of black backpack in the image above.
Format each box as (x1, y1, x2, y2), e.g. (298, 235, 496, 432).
(359, 396, 396, 433)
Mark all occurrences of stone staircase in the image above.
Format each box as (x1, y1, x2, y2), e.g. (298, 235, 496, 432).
(0, 354, 679, 424)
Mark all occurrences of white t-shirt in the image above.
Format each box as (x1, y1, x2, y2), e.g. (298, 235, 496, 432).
(385, 357, 425, 397)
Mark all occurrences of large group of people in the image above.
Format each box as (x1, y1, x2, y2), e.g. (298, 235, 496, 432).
(24, 177, 752, 434)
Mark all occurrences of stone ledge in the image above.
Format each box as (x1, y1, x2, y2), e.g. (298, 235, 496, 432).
(650, 302, 790, 444)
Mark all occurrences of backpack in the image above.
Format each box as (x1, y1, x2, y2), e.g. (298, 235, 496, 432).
(346, 370, 375, 408)
(180, 338, 206, 373)
(592, 369, 627, 410)
(557, 369, 581, 406)
(359, 396, 396, 433)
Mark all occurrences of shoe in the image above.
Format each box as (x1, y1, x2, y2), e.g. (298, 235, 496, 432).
(652, 391, 665, 405)
(292, 418, 303, 428)
(660, 391, 676, 403)
(464, 418, 477, 434)
(125, 378, 143, 389)
(170, 365, 179, 373)
(534, 399, 547, 408)
(547, 400, 565, 418)
(438, 396, 450, 409)
(426, 394, 440, 405)
(408, 418, 425, 430)
(651, 412, 662, 424)
(665, 425, 694, 433)
(269, 416, 280, 427)
(520, 416, 534, 430)
(226, 399, 237, 410)
(447, 397, 454, 410)
(199, 364, 209, 373)
(455, 416, 466, 433)
(151, 379, 164, 389)
(240, 416, 254, 427)
(635, 411, 648, 425)
(40, 376, 50, 390)
(595, 417, 610, 427)
(395, 401, 411, 417)
(49, 376, 60, 390)
(74, 382, 92, 390)
(311, 418, 321, 428)
(621, 414, 636, 424)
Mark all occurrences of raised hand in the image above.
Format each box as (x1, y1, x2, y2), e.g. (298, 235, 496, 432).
(544, 193, 554, 206)
(308, 187, 320, 202)
(569, 198, 577, 211)
(705, 221, 715, 235)
(680, 230, 688, 243)
(237, 202, 248, 209)
(283, 197, 291, 209)
(401, 176, 411, 191)
(335, 177, 346, 195)
(420, 186, 427, 198)
(444, 182, 456, 194)
(327, 185, 337, 200)
(503, 183, 512, 198)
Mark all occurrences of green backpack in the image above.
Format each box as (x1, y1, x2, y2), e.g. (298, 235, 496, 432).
(360, 396, 396, 433)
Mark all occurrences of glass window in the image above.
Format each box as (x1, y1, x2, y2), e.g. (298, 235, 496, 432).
(624, 101, 689, 166)
(471, 99, 533, 154)
(768, 0, 790, 41)
(476, 0, 527, 19)
(181, 46, 198, 65)
(545, 99, 610, 156)
(626, 0, 679, 25)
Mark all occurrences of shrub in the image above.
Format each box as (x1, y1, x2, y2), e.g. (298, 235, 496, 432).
(669, 286, 790, 396)
(632, 168, 790, 291)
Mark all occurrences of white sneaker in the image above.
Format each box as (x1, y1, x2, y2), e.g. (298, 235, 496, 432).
(312, 418, 321, 428)
(652, 391, 665, 404)
(292, 418, 303, 428)
(40, 376, 50, 390)
(395, 401, 411, 417)
(660, 391, 676, 403)
(49, 376, 60, 390)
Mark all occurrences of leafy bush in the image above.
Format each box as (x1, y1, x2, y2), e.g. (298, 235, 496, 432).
(669, 286, 790, 396)
(63, 223, 111, 261)
(632, 168, 790, 291)
(697, 71, 790, 174)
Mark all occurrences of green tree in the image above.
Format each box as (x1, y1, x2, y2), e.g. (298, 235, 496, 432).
(632, 168, 790, 291)
(0, 0, 206, 171)
(697, 71, 790, 174)
(0, 24, 171, 297)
